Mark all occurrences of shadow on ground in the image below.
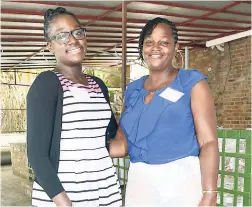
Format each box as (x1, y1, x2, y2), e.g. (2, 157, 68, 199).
(1, 165, 31, 206)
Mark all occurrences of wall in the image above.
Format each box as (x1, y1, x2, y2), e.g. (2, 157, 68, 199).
(10, 142, 29, 179)
(1, 37, 251, 132)
(1, 67, 128, 133)
(174, 36, 251, 129)
(0, 71, 39, 133)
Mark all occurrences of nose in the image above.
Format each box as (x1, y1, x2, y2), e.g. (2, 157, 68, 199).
(151, 42, 161, 51)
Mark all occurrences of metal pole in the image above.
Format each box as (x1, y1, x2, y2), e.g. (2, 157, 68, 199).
(14, 69, 17, 85)
(121, 2, 127, 205)
(121, 1, 127, 94)
(185, 46, 189, 69)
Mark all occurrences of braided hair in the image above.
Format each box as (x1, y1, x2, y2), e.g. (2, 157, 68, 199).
(138, 17, 179, 62)
(44, 7, 81, 41)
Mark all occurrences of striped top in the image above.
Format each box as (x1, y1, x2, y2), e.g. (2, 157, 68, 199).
(31, 72, 122, 207)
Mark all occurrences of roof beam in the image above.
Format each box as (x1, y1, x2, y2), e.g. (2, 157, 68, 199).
(179, 1, 242, 26)
(1, 25, 230, 34)
(140, 1, 251, 16)
(126, 9, 250, 24)
(7, 0, 251, 17)
(0, 38, 140, 44)
(0, 31, 215, 38)
(206, 29, 252, 47)
(7, 1, 117, 11)
(1, 36, 200, 42)
(84, 1, 131, 27)
(6, 47, 45, 70)
(5, 1, 250, 24)
(186, 26, 251, 46)
(1, 10, 248, 30)
(1, 30, 140, 35)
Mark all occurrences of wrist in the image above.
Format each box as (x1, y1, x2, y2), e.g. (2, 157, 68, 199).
(202, 191, 218, 200)
(202, 190, 218, 194)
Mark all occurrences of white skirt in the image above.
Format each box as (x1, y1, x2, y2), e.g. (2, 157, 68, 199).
(125, 156, 202, 207)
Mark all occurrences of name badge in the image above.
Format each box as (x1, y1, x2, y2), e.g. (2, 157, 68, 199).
(159, 87, 184, 102)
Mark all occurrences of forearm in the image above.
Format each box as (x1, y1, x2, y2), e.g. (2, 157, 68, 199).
(28, 153, 65, 199)
(52, 191, 72, 206)
(109, 138, 128, 158)
(109, 126, 128, 158)
(199, 140, 219, 191)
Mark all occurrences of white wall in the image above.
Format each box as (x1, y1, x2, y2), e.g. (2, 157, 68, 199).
(130, 63, 149, 81)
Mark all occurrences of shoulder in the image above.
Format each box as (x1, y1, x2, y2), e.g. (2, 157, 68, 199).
(90, 75, 105, 84)
(88, 75, 110, 102)
(33, 70, 59, 85)
(123, 76, 146, 105)
(179, 69, 207, 90)
(179, 69, 207, 82)
(28, 70, 60, 95)
(89, 75, 107, 88)
(126, 76, 146, 93)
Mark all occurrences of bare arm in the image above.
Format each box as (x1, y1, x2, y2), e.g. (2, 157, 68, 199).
(52, 192, 72, 206)
(191, 80, 219, 206)
(109, 105, 128, 158)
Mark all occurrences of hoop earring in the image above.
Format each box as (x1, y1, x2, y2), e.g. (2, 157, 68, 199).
(177, 50, 184, 69)
(42, 48, 49, 62)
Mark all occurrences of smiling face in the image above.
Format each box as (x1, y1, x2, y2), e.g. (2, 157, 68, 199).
(47, 14, 87, 67)
(142, 23, 178, 71)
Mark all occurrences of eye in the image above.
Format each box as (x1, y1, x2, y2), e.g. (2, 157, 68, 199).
(56, 32, 67, 41)
(76, 30, 82, 36)
(160, 41, 168, 46)
(74, 29, 85, 37)
(144, 39, 153, 46)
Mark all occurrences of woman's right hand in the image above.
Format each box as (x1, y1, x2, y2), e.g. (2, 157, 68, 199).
(109, 126, 128, 158)
(52, 191, 72, 206)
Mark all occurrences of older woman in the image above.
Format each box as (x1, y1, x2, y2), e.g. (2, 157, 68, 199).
(119, 17, 219, 206)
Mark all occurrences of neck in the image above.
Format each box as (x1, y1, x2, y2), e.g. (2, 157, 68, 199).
(148, 66, 176, 86)
(56, 63, 83, 79)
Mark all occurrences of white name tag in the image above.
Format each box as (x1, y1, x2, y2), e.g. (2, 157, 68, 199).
(159, 87, 184, 102)
(69, 86, 91, 101)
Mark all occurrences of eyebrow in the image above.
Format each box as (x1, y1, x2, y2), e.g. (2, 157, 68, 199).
(145, 35, 170, 39)
(160, 35, 170, 38)
(54, 26, 81, 34)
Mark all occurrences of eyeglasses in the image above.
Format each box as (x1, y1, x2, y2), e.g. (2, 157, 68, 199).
(49, 28, 86, 44)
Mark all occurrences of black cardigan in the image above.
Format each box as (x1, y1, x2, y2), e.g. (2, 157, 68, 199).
(27, 71, 118, 199)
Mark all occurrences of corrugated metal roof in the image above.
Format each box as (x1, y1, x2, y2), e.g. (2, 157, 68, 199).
(1, 0, 251, 71)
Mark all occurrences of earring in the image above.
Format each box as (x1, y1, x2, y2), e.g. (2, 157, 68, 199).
(42, 48, 49, 62)
(177, 50, 184, 69)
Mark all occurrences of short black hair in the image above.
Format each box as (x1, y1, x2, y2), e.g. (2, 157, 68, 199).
(44, 7, 81, 41)
(138, 17, 179, 62)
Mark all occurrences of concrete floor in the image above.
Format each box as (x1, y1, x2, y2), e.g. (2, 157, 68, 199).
(1, 165, 31, 206)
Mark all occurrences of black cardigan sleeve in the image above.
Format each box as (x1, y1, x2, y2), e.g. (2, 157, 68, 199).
(26, 71, 65, 199)
(91, 76, 118, 147)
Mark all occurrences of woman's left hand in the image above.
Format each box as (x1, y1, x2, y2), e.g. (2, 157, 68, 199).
(198, 193, 217, 206)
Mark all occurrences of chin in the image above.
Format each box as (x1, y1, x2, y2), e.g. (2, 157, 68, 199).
(148, 64, 164, 70)
(70, 56, 85, 64)
(67, 59, 84, 66)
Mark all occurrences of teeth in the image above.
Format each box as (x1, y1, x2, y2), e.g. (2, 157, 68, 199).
(68, 48, 81, 53)
(150, 54, 161, 58)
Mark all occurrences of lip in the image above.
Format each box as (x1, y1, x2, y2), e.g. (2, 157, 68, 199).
(66, 46, 83, 53)
(148, 53, 163, 59)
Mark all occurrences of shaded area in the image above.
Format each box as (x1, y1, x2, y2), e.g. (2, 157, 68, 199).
(1, 165, 31, 206)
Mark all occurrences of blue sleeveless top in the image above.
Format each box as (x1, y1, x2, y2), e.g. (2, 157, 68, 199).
(120, 69, 207, 164)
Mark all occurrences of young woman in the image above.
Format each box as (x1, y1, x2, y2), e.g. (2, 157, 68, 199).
(27, 7, 122, 207)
